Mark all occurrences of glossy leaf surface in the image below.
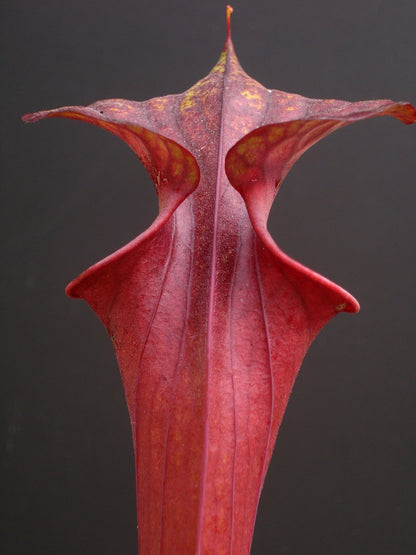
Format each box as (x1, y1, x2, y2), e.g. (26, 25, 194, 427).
(23, 8, 415, 554)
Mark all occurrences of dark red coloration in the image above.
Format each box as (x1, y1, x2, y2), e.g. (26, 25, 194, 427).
(23, 10, 415, 554)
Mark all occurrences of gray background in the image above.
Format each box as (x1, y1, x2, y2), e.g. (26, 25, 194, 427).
(2, 0, 415, 553)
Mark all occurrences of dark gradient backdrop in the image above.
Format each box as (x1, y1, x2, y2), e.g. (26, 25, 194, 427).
(2, 1, 415, 553)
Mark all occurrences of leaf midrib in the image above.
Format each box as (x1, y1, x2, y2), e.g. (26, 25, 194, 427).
(196, 39, 233, 552)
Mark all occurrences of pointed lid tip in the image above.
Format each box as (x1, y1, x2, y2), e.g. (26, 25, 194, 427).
(226, 5, 233, 40)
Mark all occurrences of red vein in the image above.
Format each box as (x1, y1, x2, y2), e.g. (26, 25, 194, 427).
(250, 234, 274, 552)
(227, 222, 243, 552)
(134, 215, 176, 550)
(159, 207, 195, 552)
